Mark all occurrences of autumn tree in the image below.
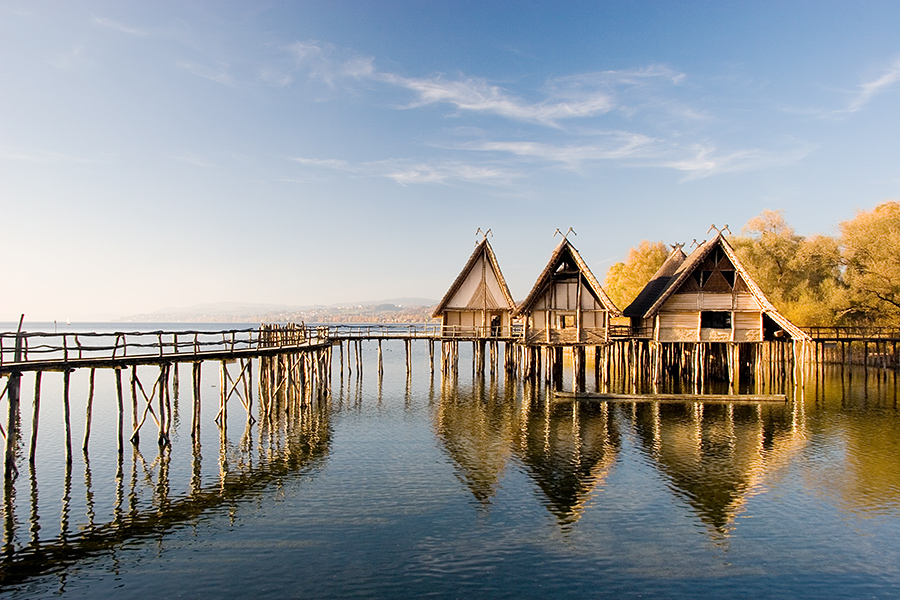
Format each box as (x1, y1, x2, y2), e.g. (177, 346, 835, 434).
(604, 240, 669, 310)
(730, 210, 841, 326)
(839, 201, 900, 325)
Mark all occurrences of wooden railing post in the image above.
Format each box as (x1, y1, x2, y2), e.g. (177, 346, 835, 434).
(4, 314, 25, 479)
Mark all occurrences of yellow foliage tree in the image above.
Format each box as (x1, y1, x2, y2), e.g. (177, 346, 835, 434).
(603, 240, 669, 310)
(839, 201, 900, 325)
(731, 210, 841, 326)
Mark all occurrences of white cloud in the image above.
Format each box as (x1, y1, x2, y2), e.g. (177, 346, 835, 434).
(258, 68, 292, 87)
(472, 133, 656, 168)
(381, 73, 615, 125)
(172, 152, 218, 168)
(92, 16, 152, 37)
(665, 142, 816, 180)
(289, 157, 351, 170)
(384, 162, 513, 186)
(176, 60, 234, 85)
(286, 154, 514, 186)
(847, 58, 900, 113)
(47, 42, 88, 70)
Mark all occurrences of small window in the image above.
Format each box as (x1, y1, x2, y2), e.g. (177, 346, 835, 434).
(701, 311, 731, 329)
(558, 314, 574, 329)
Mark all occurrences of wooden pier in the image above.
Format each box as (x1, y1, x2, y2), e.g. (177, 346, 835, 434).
(0, 320, 895, 483)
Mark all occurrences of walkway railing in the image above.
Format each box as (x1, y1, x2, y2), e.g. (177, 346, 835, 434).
(10, 321, 892, 372)
(0, 326, 330, 370)
(804, 326, 900, 340)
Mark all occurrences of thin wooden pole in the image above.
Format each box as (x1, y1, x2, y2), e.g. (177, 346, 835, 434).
(5, 315, 24, 479)
(131, 366, 139, 445)
(29, 371, 42, 464)
(82, 368, 96, 452)
(63, 369, 73, 465)
(115, 368, 124, 458)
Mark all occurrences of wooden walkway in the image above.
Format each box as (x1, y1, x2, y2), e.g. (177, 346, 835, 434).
(0, 326, 330, 375)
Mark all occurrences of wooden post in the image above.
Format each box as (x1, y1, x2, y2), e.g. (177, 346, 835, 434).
(5, 315, 24, 479)
(406, 339, 412, 377)
(429, 340, 435, 377)
(29, 371, 42, 464)
(115, 368, 124, 458)
(83, 368, 96, 452)
(63, 369, 73, 465)
(378, 340, 384, 377)
(131, 366, 139, 445)
(218, 361, 227, 426)
(192, 362, 201, 440)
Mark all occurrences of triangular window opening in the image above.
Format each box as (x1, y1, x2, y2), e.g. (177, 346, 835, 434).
(722, 271, 735, 288)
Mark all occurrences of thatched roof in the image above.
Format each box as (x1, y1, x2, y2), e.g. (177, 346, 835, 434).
(625, 232, 808, 341)
(513, 238, 621, 317)
(432, 238, 517, 318)
(622, 245, 687, 319)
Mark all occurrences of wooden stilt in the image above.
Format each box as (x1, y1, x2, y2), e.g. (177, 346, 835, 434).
(83, 368, 95, 452)
(29, 371, 42, 464)
(63, 369, 73, 465)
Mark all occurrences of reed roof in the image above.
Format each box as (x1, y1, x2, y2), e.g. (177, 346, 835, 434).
(622, 245, 687, 319)
(513, 238, 621, 317)
(432, 238, 517, 318)
(626, 232, 809, 341)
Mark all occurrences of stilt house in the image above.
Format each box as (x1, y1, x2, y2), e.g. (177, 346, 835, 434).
(623, 232, 808, 343)
(432, 238, 517, 338)
(514, 238, 620, 345)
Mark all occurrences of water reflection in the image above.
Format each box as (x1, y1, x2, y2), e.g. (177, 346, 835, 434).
(434, 378, 518, 506)
(514, 398, 619, 526)
(808, 365, 900, 513)
(434, 378, 620, 525)
(631, 400, 804, 536)
(0, 399, 332, 587)
(435, 375, 817, 534)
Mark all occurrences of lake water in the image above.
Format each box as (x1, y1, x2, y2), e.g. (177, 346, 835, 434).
(2, 325, 900, 598)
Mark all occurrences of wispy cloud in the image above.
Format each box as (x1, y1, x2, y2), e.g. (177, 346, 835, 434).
(470, 133, 657, 168)
(287, 155, 516, 186)
(846, 58, 900, 112)
(289, 157, 351, 170)
(383, 161, 514, 186)
(176, 60, 234, 85)
(92, 16, 152, 37)
(284, 41, 375, 86)
(664, 141, 816, 180)
(792, 57, 900, 118)
(381, 73, 615, 126)
(172, 151, 218, 168)
(47, 43, 87, 70)
(282, 41, 690, 127)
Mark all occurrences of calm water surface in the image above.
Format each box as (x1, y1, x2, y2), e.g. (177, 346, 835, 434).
(2, 325, 900, 598)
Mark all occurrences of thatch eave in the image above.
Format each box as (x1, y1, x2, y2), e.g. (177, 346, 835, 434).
(513, 239, 621, 318)
(432, 238, 517, 318)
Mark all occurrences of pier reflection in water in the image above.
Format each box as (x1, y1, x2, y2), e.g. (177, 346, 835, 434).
(0, 361, 332, 590)
(2, 339, 900, 598)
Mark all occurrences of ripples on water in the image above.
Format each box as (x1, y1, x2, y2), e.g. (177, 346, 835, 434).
(2, 341, 900, 598)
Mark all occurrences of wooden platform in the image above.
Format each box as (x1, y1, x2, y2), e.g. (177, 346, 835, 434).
(553, 391, 787, 403)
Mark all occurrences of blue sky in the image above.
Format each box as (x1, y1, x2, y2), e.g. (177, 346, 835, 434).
(2, 1, 900, 320)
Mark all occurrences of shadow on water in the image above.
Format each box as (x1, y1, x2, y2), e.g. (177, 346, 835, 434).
(0, 402, 332, 588)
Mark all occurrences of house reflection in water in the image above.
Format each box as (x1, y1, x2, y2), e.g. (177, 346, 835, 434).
(630, 400, 805, 536)
(513, 400, 620, 526)
(433, 378, 521, 506)
(434, 379, 620, 525)
(433, 377, 810, 534)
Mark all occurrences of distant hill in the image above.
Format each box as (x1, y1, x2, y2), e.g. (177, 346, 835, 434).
(119, 299, 438, 323)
